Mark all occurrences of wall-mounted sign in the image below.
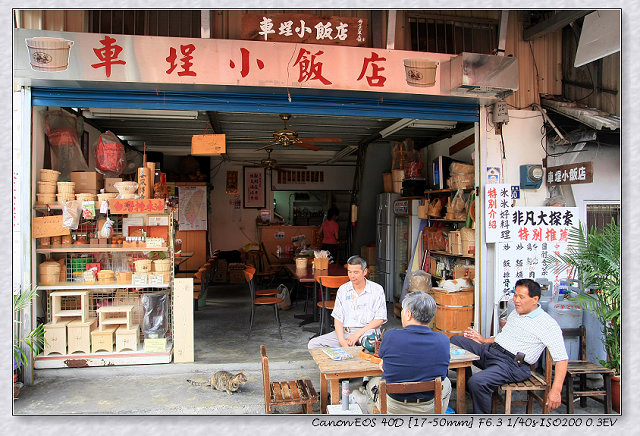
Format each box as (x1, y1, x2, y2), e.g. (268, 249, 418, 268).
(277, 169, 324, 185)
(241, 14, 368, 47)
(32, 215, 71, 238)
(15, 29, 452, 96)
(495, 240, 569, 301)
(226, 171, 238, 194)
(546, 161, 593, 185)
(109, 199, 165, 214)
(485, 184, 579, 243)
(243, 167, 265, 209)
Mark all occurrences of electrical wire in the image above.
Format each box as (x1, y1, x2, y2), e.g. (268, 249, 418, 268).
(528, 41, 541, 101)
(569, 22, 596, 102)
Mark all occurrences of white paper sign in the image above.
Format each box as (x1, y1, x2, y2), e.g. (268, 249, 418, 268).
(148, 273, 164, 285)
(485, 184, 579, 243)
(131, 273, 148, 286)
(495, 240, 570, 301)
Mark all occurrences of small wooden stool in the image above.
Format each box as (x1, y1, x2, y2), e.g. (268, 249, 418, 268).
(91, 326, 117, 353)
(43, 321, 71, 355)
(67, 317, 97, 354)
(51, 290, 90, 323)
(97, 305, 134, 330)
(116, 324, 140, 352)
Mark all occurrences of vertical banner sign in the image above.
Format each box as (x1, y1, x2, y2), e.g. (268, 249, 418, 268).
(485, 184, 512, 243)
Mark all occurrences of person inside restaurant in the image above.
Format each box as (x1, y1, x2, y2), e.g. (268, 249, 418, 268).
(307, 256, 387, 349)
(365, 291, 451, 414)
(319, 206, 340, 263)
(450, 278, 568, 414)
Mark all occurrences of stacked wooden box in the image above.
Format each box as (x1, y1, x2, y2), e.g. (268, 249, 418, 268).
(43, 290, 140, 355)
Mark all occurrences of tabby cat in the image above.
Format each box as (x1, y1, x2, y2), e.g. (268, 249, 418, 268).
(187, 371, 248, 395)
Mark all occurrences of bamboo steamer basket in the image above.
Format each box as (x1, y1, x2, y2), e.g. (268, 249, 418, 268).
(134, 259, 152, 273)
(432, 287, 474, 338)
(39, 169, 60, 183)
(36, 193, 57, 205)
(97, 192, 117, 202)
(39, 260, 62, 285)
(37, 181, 57, 194)
(56, 193, 75, 205)
(153, 259, 171, 272)
(97, 269, 115, 284)
(116, 271, 132, 284)
(56, 181, 75, 194)
(75, 193, 96, 202)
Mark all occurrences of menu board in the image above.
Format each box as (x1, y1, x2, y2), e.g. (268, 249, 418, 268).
(495, 240, 569, 301)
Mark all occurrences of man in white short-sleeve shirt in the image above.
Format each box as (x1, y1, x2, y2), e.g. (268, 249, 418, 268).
(307, 256, 387, 349)
(450, 279, 568, 414)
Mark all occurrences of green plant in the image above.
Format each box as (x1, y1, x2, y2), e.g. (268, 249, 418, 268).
(547, 221, 620, 375)
(13, 286, 46, 371)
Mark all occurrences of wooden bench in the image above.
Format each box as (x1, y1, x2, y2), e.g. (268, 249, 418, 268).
(492, 348, 552, 414)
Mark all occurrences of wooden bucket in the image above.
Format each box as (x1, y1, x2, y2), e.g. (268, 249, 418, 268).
(432, 287, 474, 338)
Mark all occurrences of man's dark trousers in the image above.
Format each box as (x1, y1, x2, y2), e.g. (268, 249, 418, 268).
(450, 335, 531, 414)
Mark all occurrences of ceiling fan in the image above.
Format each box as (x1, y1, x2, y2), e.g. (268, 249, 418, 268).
(255, 113, 342, 151)
(259, 148, 306, 170)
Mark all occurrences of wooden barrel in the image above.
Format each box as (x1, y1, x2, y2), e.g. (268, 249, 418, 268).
(432, 287, 474, 338)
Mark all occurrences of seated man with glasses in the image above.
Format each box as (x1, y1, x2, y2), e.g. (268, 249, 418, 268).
(365, 291, 451, 414)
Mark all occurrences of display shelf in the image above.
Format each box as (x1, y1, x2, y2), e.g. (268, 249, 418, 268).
(430, 250, 475, 259)
(34, 342, 174, 369)
(428, 218, 467, 223)
(37, 245, 168, 253)
(33, 203, 176, 367)
(34, 202, 107, 212)
(424, 187, 474, 195)
(38, 282, 170, 290)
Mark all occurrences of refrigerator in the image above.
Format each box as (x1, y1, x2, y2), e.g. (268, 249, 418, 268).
(393, 198, 423, 302)
(376, 193, 399, 302)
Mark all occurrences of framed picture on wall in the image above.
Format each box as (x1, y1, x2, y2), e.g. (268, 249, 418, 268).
(243, 167, 265, 208)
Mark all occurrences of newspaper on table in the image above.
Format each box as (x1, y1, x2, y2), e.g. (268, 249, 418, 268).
(322, 347, 353, 361)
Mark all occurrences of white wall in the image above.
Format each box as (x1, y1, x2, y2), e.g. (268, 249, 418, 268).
(548, 143, 620, 220)
(494, 109, 548, 206)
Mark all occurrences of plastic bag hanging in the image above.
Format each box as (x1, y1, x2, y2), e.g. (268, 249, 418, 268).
(95, 131, 126, 177)
(61, 200, 82, 230)
(44, 110, 89, 180)
(100, 217, 114, 238)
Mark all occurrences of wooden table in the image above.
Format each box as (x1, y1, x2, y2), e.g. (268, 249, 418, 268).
(174, 251, 194, 268)
(309, 344, 479, 414)
(284, 263, 347, 282)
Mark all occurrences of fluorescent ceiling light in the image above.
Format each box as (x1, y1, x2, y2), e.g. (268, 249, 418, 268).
(409, 120, 457, 130)
(379, 118, 457, 138)
(83, 108, 199, 120)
